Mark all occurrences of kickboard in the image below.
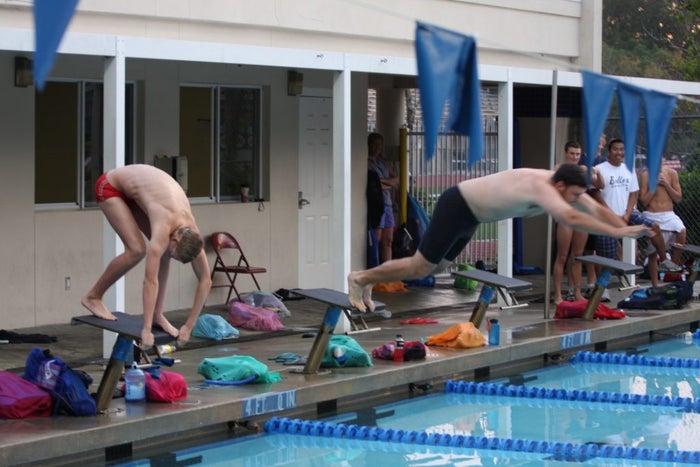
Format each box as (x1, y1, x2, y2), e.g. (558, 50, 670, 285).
(574, 255, 643, 274)
(294, 288, 386, 313)
(670, 243, 700, 256)
(452, 269, 532, 292)
(72, 313, 175, 344)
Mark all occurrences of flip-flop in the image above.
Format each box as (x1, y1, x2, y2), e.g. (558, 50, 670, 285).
(268, 352, 300, 363)
(283, 356, 308, 366)
(400, 317, 439, 325)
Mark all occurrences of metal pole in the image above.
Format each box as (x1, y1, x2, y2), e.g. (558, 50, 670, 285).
(544, 70, 558, 319)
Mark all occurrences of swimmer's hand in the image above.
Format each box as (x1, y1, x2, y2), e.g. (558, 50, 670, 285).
(140, 329, 154, 349)
(617, 225, 652, 239)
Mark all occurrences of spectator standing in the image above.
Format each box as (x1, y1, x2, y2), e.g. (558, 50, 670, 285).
(595, 139, 667, 290)
(367, 132, 399, 264)
(553, 141, 604, 304)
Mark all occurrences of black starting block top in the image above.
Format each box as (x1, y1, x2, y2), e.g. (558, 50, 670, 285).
(294, 288, 386, 314)
(72, 313, 175, 345)
(574, 255, 643, 275)
(670, 243, 700, 256)
(452, 269, 532, 292)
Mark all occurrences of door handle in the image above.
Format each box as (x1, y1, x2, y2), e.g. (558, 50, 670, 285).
(298, 191, 310, 209)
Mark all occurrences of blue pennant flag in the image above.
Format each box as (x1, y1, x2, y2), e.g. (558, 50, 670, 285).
(617, 82, 643, 171)
(33, 0, 79, 90)
(643, 90, 677, 193)
(415, 22, 483, 165)
(581, 71, 616, 175)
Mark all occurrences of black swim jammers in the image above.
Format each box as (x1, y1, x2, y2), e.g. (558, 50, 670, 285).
(417, 186, 480, 264)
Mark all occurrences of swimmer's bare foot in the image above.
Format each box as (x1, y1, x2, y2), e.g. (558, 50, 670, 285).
(154, 315, 180, 339)
(81, 296, 118, 321)
(362, 284, 376, 313)
(348, 272, 367, 312)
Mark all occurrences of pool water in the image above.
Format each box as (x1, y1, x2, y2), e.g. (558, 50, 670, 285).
(115, 338, 700, 466)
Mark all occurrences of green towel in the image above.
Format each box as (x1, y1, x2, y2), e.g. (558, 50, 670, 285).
(198, 355, 282, 384)
(322, 335, 373, 368)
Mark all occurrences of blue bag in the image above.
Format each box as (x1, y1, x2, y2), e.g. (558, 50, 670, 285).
(192, 314, 239, 340)
(23, 348, 96, 416)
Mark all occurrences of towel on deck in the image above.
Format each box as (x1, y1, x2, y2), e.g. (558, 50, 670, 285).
(426, 322, 485, 348)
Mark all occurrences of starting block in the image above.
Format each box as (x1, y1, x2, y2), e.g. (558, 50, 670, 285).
(290, 288, 386, 375)
(574, 255, 643, 319)
(72, 313, 174, 411)
(452, 269, 533, 328)
(670, 243, 700, 282)
(294, 288, 386, 334)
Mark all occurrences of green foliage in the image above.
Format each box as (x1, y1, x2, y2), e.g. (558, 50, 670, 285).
(603, 0, 700, 81)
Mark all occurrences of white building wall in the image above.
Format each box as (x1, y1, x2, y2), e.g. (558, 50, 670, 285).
(0, 0, 606, 327)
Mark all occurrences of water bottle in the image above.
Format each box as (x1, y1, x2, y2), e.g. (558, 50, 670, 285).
(157, 344, 176, 355)
(488, 319, 500, 346)
(124, 363, 146, 402)
(394, 334, 405, 362)
(332, 346, 347, 364)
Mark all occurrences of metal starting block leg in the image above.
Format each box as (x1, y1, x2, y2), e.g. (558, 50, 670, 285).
(452, 269, 533, 312)
(574, 256, 644, 320)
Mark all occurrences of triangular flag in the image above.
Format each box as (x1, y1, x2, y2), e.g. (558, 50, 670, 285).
(33, 0, 79, 90)
(616, 82, 644, 172)
(415, 22, 483, 165)
(581, 71, 616, 176)
(643, 90, 677, 193)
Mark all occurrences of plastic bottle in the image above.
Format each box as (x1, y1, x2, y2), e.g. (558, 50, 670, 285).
(124, 363, 146, 402)
(157, 344, 176, 355)
(394, 335, 405, 362)
(488, 319, 500, 346)
(332, 346, 347, 364)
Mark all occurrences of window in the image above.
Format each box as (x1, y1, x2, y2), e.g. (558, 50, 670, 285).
(35, 81, 135, 207)
(180, 85, 262, 201)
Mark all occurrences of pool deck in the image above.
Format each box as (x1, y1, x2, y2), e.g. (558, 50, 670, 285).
(1, 274, 699, 465)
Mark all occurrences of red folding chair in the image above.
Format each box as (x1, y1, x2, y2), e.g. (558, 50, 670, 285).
(209, 232, 267, 303)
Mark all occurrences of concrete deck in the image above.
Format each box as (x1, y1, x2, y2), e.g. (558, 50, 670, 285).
(1, 275, 699, 466)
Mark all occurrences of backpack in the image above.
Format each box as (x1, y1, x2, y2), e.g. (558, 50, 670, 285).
(617, 280, 694, 310)
(0, 370, 53, 419)
(23, 348, 97, 416)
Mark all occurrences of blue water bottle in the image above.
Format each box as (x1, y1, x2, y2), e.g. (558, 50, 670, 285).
(124, 363, 146, 402)
(488, 319, 500, 346)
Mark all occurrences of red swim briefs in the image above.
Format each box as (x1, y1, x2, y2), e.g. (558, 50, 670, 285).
(95, 173, 126, 202)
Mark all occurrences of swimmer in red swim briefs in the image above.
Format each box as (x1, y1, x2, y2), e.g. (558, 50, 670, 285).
(82, 165, 211, 349)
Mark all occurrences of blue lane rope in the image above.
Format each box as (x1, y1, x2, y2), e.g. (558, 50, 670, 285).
(444, 379, 700, 410)
(569, 350, 700, 369)
(264, 416, 700, 463)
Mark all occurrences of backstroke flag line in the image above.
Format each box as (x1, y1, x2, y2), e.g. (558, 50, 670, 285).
(582, 70, 677, 192)
(415, 22, 483, 166)
(33, 0, 79, 91)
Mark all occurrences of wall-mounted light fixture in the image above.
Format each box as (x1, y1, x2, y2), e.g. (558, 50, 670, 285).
(14, 56, 33, 87)
(287, 70, 303, 96)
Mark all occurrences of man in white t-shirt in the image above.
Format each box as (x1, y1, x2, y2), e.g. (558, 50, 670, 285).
(595, 139, 667, 287)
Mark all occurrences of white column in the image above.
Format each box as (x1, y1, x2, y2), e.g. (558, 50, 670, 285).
(496, 74, 514, 283)
(101, 37, 126, 358)
(333, 68, 352, 293)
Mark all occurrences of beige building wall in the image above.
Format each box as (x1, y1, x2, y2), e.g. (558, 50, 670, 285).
(0, 1, 603, 327)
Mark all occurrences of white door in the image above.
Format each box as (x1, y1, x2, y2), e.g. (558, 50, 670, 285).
(298, 96, 333, 288)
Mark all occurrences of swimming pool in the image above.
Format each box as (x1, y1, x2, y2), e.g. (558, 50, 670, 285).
(115, 336, 700, 466)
